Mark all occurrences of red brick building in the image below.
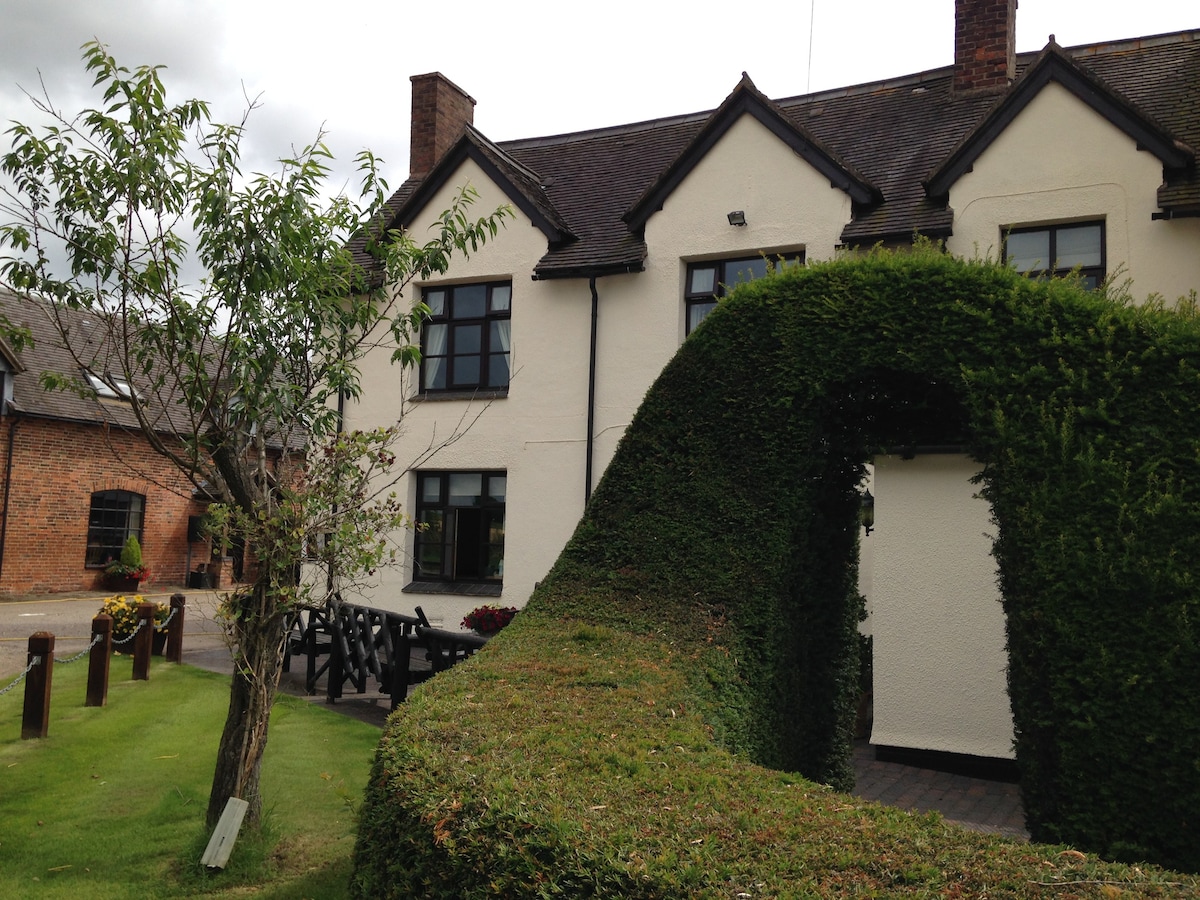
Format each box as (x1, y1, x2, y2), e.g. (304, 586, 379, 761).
(0, 292, 231, 595)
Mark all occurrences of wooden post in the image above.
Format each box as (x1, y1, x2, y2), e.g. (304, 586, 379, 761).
(165, 593, 185, 663)
(21, 632, 54, 739)
(132, 602, 155, 681)
(390, 624, 409, 709)
(86, 614, 113, 707)
(326, 612, 344, 703)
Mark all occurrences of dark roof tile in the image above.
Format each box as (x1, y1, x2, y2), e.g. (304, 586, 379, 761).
(0, 291, 142, 428)
(0, 292, 303, 452)
(372, 30, 1200, 274)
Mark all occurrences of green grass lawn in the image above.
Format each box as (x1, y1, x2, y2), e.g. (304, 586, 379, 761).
(0, 656, 381, 898)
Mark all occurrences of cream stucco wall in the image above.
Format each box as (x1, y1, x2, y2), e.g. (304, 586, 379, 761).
(869, 454, 1013, 759)
(349, 115, 857, 628)
(350, 84, 1197, 761)
(591, 114, 853, 473)
(946, 81, 1200, 304)
(345, 158, 594, 625)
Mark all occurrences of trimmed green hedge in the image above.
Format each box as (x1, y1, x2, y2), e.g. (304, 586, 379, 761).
(354, 249, 1200, 890)
(352, 617, 1199, 897)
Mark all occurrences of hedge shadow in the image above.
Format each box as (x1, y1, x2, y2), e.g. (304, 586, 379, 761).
(354, 249, 1200, 890)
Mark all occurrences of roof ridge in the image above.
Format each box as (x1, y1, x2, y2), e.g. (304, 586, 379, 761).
(1058, 27, 1199, 58)
(500, 70, 968, 151)
(465, 125, 546, 186)
(501, 29, 1199, 154)
(500, 110, 713, 151)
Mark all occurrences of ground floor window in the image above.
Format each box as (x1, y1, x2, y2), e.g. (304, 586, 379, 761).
(413, 471, 505, 583)
(85, 490, 145, 567)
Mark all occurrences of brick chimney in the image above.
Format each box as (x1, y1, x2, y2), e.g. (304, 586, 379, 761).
(409, 73, 476, 179)
(953, 0, 1017, 94)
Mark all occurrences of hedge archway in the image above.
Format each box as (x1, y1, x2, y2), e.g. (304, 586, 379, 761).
(357, 249, 1200, 883)
(540, 248, 1200, 866)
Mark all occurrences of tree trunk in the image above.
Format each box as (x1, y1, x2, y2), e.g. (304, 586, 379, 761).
(205, 580, 286, 828)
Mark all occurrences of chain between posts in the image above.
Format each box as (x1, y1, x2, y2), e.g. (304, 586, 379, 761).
(111, 619, 147, 647)
(56, 633, 104, 665)
(3, 600, 186, 724)
(106, 605, 176, 648)
(0, 655, 41, 697)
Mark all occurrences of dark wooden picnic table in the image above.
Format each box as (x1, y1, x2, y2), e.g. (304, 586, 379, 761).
(282, 601, 490, 709)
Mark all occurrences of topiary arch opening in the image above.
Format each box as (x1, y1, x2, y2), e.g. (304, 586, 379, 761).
(534, 248, 1200, 870)
(354, 251, 1200, 887)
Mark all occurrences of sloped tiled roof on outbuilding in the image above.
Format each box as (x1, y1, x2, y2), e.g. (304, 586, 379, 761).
(0, 290, 145, 429)
(0, 291, 306, 454)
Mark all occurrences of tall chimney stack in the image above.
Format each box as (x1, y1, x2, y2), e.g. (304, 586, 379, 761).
(953, 0, 1017, 95)
(409, 73, 476, 179)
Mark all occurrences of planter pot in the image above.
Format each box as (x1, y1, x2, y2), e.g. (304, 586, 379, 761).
(188, 570, 217, 589)
(104, 575, 143, 593)
(111, 630, 167, 655)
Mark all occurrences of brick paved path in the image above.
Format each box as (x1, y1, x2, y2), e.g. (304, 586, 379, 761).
(851, 740, 1028, 838)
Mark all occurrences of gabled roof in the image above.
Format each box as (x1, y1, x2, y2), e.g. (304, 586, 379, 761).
(372, 29, 1200, 277)
(925, 40, 1195, 200)
(351, 126, 575, 275)
(623, 73, 880, 234)
(410, 126, 576, 245)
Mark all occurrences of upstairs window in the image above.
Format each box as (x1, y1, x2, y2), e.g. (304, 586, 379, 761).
(685, 253, 804, 335)
(420, 282, 511, 393)
(413, 471, 505, 584)
(1004, 222, 1105, 290)
(85, 490, 144, 567)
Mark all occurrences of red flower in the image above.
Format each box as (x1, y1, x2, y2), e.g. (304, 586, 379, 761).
(461, 605, 517, 634)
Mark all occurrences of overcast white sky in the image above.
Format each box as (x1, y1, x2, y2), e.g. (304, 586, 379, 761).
(2, 0, 1196, 196)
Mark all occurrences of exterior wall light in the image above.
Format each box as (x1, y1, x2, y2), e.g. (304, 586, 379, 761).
(727, 210, 746, 227)
(860, 489, 875, 536)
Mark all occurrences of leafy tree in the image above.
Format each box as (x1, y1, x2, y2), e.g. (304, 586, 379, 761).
(0, 42, 509, 827)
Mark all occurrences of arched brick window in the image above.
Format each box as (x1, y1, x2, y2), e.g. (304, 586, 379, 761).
(85, 490, 145, 567)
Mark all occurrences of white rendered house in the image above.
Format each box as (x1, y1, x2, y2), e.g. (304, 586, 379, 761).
(345, 0, 1200, 763)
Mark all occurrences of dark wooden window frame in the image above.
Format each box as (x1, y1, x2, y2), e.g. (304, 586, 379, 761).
(684, 253, 804, 335)
(419, 281, 512, 394)
(85, 489, 145, 568)
(1002, 221, 1106, 290)
(412, 471, 506, 586)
